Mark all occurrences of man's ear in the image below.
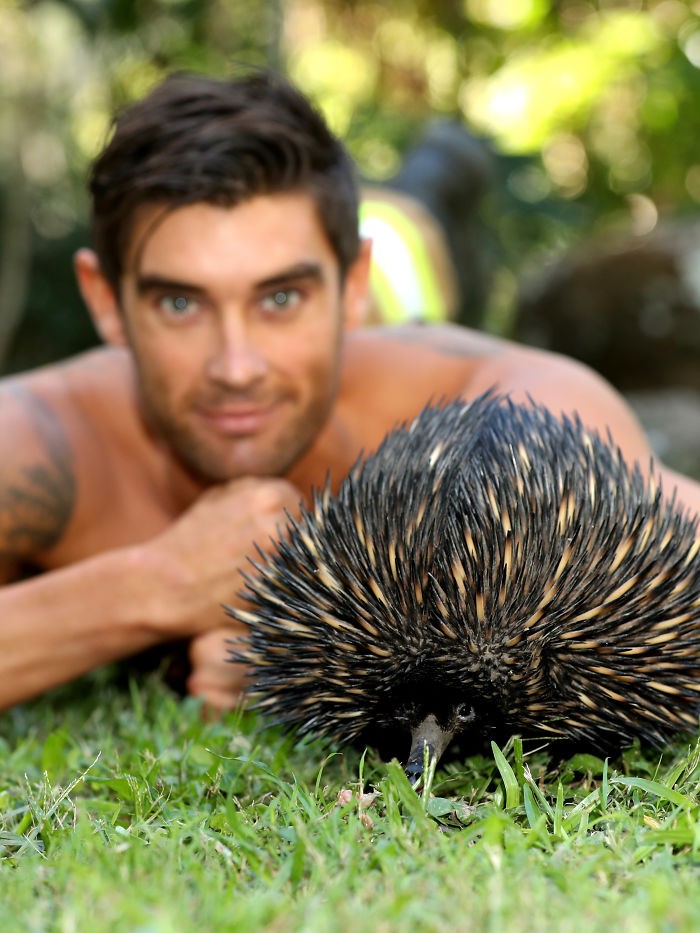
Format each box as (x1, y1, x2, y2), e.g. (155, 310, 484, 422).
(73, 248, 128, 347)
(342, 238, 372, 330)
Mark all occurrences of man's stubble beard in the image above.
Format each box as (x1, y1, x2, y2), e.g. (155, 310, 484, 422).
(146, 397, 335, 485)
(134, 365, 341, 486)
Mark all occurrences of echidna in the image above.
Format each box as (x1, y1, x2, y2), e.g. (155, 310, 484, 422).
(229, 393, 700, 780)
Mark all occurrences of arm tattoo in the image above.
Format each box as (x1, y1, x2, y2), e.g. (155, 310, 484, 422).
(0, 387, 75, 556)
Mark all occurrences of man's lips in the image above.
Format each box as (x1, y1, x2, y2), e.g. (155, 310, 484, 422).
(196, 402, 277, 435)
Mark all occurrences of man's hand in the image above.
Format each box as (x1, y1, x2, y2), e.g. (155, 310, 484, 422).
(187, 625, 248, 712)
(144, 476, 302, 640)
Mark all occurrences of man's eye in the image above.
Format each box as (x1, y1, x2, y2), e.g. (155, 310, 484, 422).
(260, 288, 302, 312)
(159, 295, 199, 316)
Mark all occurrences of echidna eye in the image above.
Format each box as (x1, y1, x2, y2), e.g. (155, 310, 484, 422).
(455, 703, 476, 724)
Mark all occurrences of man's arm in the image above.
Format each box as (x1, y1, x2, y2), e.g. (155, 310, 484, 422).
(0, 478, 298, 710)
(0, 546, 167, 706)
(0, 385, 300, 709)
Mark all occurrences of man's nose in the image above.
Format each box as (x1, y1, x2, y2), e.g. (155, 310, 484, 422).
(205, 321, 268, 386)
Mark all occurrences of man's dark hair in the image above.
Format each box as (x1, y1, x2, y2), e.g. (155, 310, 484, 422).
(89, 70, 360, 290)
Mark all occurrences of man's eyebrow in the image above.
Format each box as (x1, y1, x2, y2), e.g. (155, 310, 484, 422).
(255, 262, 325, 289)
(134, 262, 325, 297)
(135, 275, 205, 296)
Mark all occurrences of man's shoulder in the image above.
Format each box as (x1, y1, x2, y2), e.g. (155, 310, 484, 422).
(341, 323, 608, 399)
(11, 345, 132, 393)
(328, 325, 507, 461)
(1, 347, 135, 431)
(343, 322, 507, 360)
(334, 323, 625, 453)
(0, 348, 130, 567)
(0, 346, 138, 518)
(0, 347, 163, 568)
(339, 323, 511, 411)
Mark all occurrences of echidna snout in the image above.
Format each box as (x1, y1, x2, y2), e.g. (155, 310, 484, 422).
(404, 707, 476, 784)
(230, 393, 700, 781)
(354, 651, 536, 779)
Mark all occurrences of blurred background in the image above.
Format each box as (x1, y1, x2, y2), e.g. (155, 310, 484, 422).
(4, 0, 700, 470)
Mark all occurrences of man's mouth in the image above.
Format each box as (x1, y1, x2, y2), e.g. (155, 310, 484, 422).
(197, 402, 278, 436)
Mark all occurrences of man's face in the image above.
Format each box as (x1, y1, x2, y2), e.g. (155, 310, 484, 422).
(116, 192, 365, 483)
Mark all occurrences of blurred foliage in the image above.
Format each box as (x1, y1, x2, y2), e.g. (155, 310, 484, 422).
(2, 0, 700, 371)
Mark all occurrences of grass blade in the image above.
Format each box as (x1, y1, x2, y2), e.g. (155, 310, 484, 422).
(491, 741, 521, 809)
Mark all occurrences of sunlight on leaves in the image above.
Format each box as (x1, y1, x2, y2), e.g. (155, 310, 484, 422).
(460, 13, 662, 152)
(464, 0, 551, 31)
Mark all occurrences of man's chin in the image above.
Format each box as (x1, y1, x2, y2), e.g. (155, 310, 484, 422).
(174, 440, 306, 485)
(159, 402, 330, 484)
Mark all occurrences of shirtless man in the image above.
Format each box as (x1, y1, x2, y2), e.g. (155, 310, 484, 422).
(2, 70, 699, 713)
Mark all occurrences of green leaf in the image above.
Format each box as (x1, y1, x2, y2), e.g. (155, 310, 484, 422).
(566, 753, 606, 776)
(426, 797, 456, 818)
(40, 729, 71, 780)
(612, 777, 695, 809)
(491, 741, 521, 809)
(523, 783, 544, 829)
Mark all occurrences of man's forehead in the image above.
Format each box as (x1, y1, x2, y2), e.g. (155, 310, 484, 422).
(123, 194, 335, 278)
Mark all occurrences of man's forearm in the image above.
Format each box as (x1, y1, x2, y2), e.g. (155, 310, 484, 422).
(0, 475, 306, 711)
(0, 545, 173, 709)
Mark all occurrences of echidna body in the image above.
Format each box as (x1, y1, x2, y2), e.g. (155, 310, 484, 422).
(230, 394, 700, 776)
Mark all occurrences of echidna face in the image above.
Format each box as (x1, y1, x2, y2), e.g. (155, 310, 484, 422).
(371, 683, 478, 779)
(358, 648, 534, 735)
(231, 394, 700, 776)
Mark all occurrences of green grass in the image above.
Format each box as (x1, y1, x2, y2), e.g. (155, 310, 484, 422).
(2, 669, 700, 932)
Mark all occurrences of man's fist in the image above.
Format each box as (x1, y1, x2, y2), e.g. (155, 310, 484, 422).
(145, 476, 302, 638)
(187, 625, 248, 712)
